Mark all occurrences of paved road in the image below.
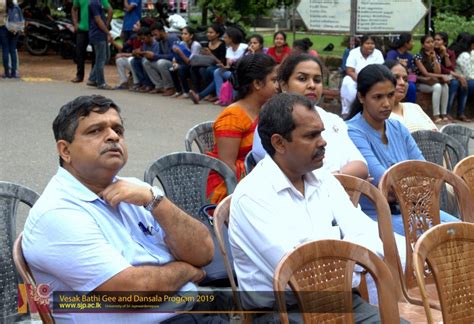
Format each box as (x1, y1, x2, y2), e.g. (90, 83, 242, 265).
(2, 79, 474, 233)
(0, 79, 221, 231)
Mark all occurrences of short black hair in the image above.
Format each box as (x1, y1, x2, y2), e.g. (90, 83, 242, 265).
(53, 95, 121, 165)
(258, 93, 314, 157)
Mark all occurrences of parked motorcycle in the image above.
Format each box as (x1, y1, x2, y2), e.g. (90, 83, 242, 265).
(24, 18, 75, 58)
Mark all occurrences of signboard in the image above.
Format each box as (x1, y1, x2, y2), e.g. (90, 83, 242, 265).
(296, 0, 427, 33)
(296, 0, 351, 33)
(356, 0, 427, 33)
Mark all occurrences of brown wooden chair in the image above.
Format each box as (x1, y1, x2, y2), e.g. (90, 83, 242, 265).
(13, 233, 55, 324)
(335, 174, 441, 322)
(273, 239, 400, 323)
(413, 222, 474, 323)
(213, 195, 242, 312)
(453, 155, 474, 202)
(378, 160, 474, 308)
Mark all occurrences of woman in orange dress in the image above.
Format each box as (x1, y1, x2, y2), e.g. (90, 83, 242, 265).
(207, 53, 278, 203)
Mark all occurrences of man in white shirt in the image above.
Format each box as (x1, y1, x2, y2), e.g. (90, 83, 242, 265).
(229, 93, 385, 322)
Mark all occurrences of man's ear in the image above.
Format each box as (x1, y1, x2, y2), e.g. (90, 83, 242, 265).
(271, 134, 286, 155)
(56, 140, 71, 165)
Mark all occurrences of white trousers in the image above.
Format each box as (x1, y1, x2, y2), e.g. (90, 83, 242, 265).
(115, 56, 138, 84)
(417, 82, 449, 116)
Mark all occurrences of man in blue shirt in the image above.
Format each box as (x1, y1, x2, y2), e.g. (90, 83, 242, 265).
(130, 26, 158, 92)
(122, 0, 141, 42)
(142, 22, 178, 95)
(87, 0, 113, 89)
(22, 95, 229, 323)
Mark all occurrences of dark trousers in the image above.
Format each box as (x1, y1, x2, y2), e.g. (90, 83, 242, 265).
(75, 30, 94, 80)
(0, 26, 19, 77)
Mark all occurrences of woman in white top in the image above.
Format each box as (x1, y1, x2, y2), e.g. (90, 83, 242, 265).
(212, 27, 248, 103)
(385, 60, 438, 132)
(340, 35, 384, 116)
(253, 53, 368, 179)
(170, 26, 202, 98)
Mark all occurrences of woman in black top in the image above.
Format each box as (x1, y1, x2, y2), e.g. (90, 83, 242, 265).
(189, 23, 226, 102)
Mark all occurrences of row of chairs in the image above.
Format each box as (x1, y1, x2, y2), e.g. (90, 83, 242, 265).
(2, 121, 473, 322)
(213, 160, 474, 323)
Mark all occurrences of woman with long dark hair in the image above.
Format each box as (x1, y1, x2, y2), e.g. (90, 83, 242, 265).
(267, 31, 291, 64)
(206, 54, 277, 204)
(346, 64, 458, 235)
(413, 35, 450, 124)
(385, 33, 416, 103)
(252, 54, 368, 179)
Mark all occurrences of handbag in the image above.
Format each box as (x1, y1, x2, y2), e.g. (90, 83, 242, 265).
(219, 81, 234, 106)
(189, 54, 215, 67)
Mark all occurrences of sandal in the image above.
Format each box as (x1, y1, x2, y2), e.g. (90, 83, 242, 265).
(457, 114, 471, 122)
(433, 116, 444, 124)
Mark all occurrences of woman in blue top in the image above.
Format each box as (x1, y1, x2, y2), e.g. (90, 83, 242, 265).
(346, 64, 458, 235)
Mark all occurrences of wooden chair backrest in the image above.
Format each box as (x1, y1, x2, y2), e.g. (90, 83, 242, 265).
(413, 222, 474, 323)
(13, 233, 55, 324)
(379, 160, 474, 292)
(453, 155, 474, 202)
(273, 239, 400, 324)
(335, 174, 405, 302)
(212, 195, 242, 311)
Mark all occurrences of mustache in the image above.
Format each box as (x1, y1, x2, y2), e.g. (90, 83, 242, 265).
(313, 148, 325, 159)
(100, 143, 122, 155)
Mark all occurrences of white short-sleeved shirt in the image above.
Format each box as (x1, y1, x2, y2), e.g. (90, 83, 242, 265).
(226, 43, 248, 64)
(252, 106, 367, 173)
(229, 156, 383, 309)
(346, 47, 384, 74)
(23, 167, 197, 323)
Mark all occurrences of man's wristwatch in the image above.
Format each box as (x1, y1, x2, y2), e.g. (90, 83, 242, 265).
(144, 186, 164, 211)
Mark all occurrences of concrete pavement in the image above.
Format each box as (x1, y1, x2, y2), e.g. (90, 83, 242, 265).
(1, 79, 473, 233)
(0, 79, 222, 232)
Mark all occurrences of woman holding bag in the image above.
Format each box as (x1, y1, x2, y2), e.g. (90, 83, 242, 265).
(413, 35, 450, 124)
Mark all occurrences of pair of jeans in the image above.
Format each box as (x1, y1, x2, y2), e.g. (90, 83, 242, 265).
(190, 65, 218, 94)
(88, 41, 108, 86)
(75, 30, 95, 80)
(213, 68, 232, 97)
(406, 81, 417, 103)
(0, 26, 19, 77)
(448, 78, 474, 116)
(130, 57, 153, 87)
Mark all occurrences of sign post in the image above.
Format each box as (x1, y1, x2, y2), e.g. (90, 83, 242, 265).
(296, 0, 427, 34)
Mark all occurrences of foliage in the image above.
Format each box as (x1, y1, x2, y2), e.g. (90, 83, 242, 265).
(432, 0, 473, 17)
(433, 12, 474, 43)
(197, 0, 294, 25)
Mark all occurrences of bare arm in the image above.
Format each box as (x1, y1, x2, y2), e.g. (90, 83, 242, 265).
(216, 137, 241, 173)
(346, 67, 357, 81)
(339, 160, 369, 179)
(95, 262, 205, 293)
(72, 6, 79, 32)
(100, 180, 214, 267)
(106, 5, 113, 26)
(123, 0, 136, 12)
(414, 57, 448, 81)
(94, 14, 110, 35)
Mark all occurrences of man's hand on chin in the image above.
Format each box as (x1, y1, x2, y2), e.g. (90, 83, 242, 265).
(100, 180, 152, 208)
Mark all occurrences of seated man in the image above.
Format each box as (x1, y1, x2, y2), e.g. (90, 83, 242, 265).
(229, 93, 387, 322)
(142, 22, 178, 96)
(22, 95, 229, 323)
